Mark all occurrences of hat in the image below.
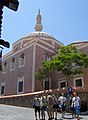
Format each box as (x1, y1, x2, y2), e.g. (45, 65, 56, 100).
(73, 92, 76, 95)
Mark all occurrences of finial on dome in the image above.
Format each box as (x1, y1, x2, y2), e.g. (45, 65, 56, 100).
(38, 9, 40, 15)
(35, 9, 43, 31)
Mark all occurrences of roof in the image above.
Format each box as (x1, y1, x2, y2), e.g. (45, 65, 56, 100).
(70, 40, 88, 47)
(23, 31, 56, 40)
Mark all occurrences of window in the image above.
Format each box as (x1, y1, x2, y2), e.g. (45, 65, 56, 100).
(1, 86, 5, 95)
(44, 81, 49, 90)
(1, 82, 5, 95)
(44, 53, 50, 61)
(10, 58, 15, 71)
(3, 62, 7, 73)
(17, 76, 24, 93)
(43, 78, 51, 90)
(44, 54, 48, 61)
(19, 53, 25, 67)
(74, 77, 84, 87)
(59, 80, 66, 88)
(47, 58, 51, 61)
(15, 47, 18, 52)
(18, 81, 23, 92)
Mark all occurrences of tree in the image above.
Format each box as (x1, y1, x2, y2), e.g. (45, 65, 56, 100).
(35, 45, 88, 90)
(35, 60, 54, 90)
(52, 45, 88, 87)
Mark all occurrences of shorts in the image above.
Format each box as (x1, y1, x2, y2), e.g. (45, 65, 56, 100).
(53, 104, 59, 109)
(41, 106, 47, 111)
(48, 105, 53, 112)
(61, 104, 66, 111)
(35, 106, 40, 113)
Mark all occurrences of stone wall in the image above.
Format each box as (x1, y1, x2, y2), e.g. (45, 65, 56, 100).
(0, 95, 33, 107)
(0, 90, 88, 112)
(0, 91, 44, 108)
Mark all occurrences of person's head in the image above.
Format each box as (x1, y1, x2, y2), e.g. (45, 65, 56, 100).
(73, 92, 77, 96)
(60, 93, 64, 96)
(35, 95, 38, 98)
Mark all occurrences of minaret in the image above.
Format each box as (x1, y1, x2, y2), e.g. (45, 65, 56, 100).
(35, 9, 43, 31)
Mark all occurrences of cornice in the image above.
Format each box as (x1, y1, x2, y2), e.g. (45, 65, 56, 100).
(3, 40, 55, 61)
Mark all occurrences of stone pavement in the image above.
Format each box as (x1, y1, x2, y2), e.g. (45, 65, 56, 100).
(0, 104, 88, 120)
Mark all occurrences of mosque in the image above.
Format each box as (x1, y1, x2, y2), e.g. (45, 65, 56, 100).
(0, 9, 88, 106)
(0, 10, 63, 95)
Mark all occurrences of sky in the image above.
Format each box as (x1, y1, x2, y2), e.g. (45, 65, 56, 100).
(1, 0, 88, 55)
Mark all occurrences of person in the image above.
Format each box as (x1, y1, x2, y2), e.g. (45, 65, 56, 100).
(47, 93, 54, 120)
(72, 92, 81, 120)
(52, 94, 58, 120)
(40, 94, 47, 120)
(33, 95, 41, 120)
(58, 93, 67, 118)
(65, 93, 76, 118)
(68, 93, 76, 118)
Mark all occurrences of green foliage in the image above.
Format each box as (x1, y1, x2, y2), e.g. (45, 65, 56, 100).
(59, 46, 78, 55)
(53, 45, 88, 78)
(35, 60, 54, 81)
(35, 45, 88, 85)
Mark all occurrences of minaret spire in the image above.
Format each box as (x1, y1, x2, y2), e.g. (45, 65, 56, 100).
(35, 9, 43, 31)
(38, 9, 40, 15)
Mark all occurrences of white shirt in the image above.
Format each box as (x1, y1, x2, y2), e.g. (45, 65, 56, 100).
(72, 96, 80, 107)
(34, 97, 41, 106)
(58, 96, 66, 105)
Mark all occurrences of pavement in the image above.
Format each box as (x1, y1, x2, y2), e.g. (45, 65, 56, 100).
(0, 104, 88, 120)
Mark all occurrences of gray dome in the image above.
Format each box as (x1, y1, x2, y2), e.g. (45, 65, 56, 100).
(24, 31, 56, 40)
(23, 10, 56, 40)
(13, 10, 64, 46)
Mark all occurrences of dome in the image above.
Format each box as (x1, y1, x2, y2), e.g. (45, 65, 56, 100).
(23, 10, 56, 40)
(24, 31, 56, 40)
(13, 10, 64, 46)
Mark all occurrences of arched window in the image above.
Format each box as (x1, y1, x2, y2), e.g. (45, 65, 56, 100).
(1, 81, 5, 95)
(10, 58, 15, 71)
(17, 76, 24, 93)
(19, 53, 25, 67)
(3, 62, 7, 73)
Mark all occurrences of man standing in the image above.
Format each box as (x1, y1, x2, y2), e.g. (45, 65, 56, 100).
(72, 92, 81, 120)
(34, 95, 41, 120)
(58, 93, 67, 118)
(40, 94, 47, 120)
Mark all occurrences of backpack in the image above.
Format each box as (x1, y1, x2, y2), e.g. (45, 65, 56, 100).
(48, 96, 54, 105)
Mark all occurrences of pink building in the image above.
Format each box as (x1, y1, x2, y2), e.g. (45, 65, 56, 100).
(55, 40, 88, 95)
(0, 10, 63, 96)
(0, 10, 88, 97)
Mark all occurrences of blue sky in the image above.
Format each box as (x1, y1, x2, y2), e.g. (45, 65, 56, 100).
(1, 0, 88, 55)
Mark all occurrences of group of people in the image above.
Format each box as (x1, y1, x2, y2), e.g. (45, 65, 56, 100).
(33, 92, 81, 120)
